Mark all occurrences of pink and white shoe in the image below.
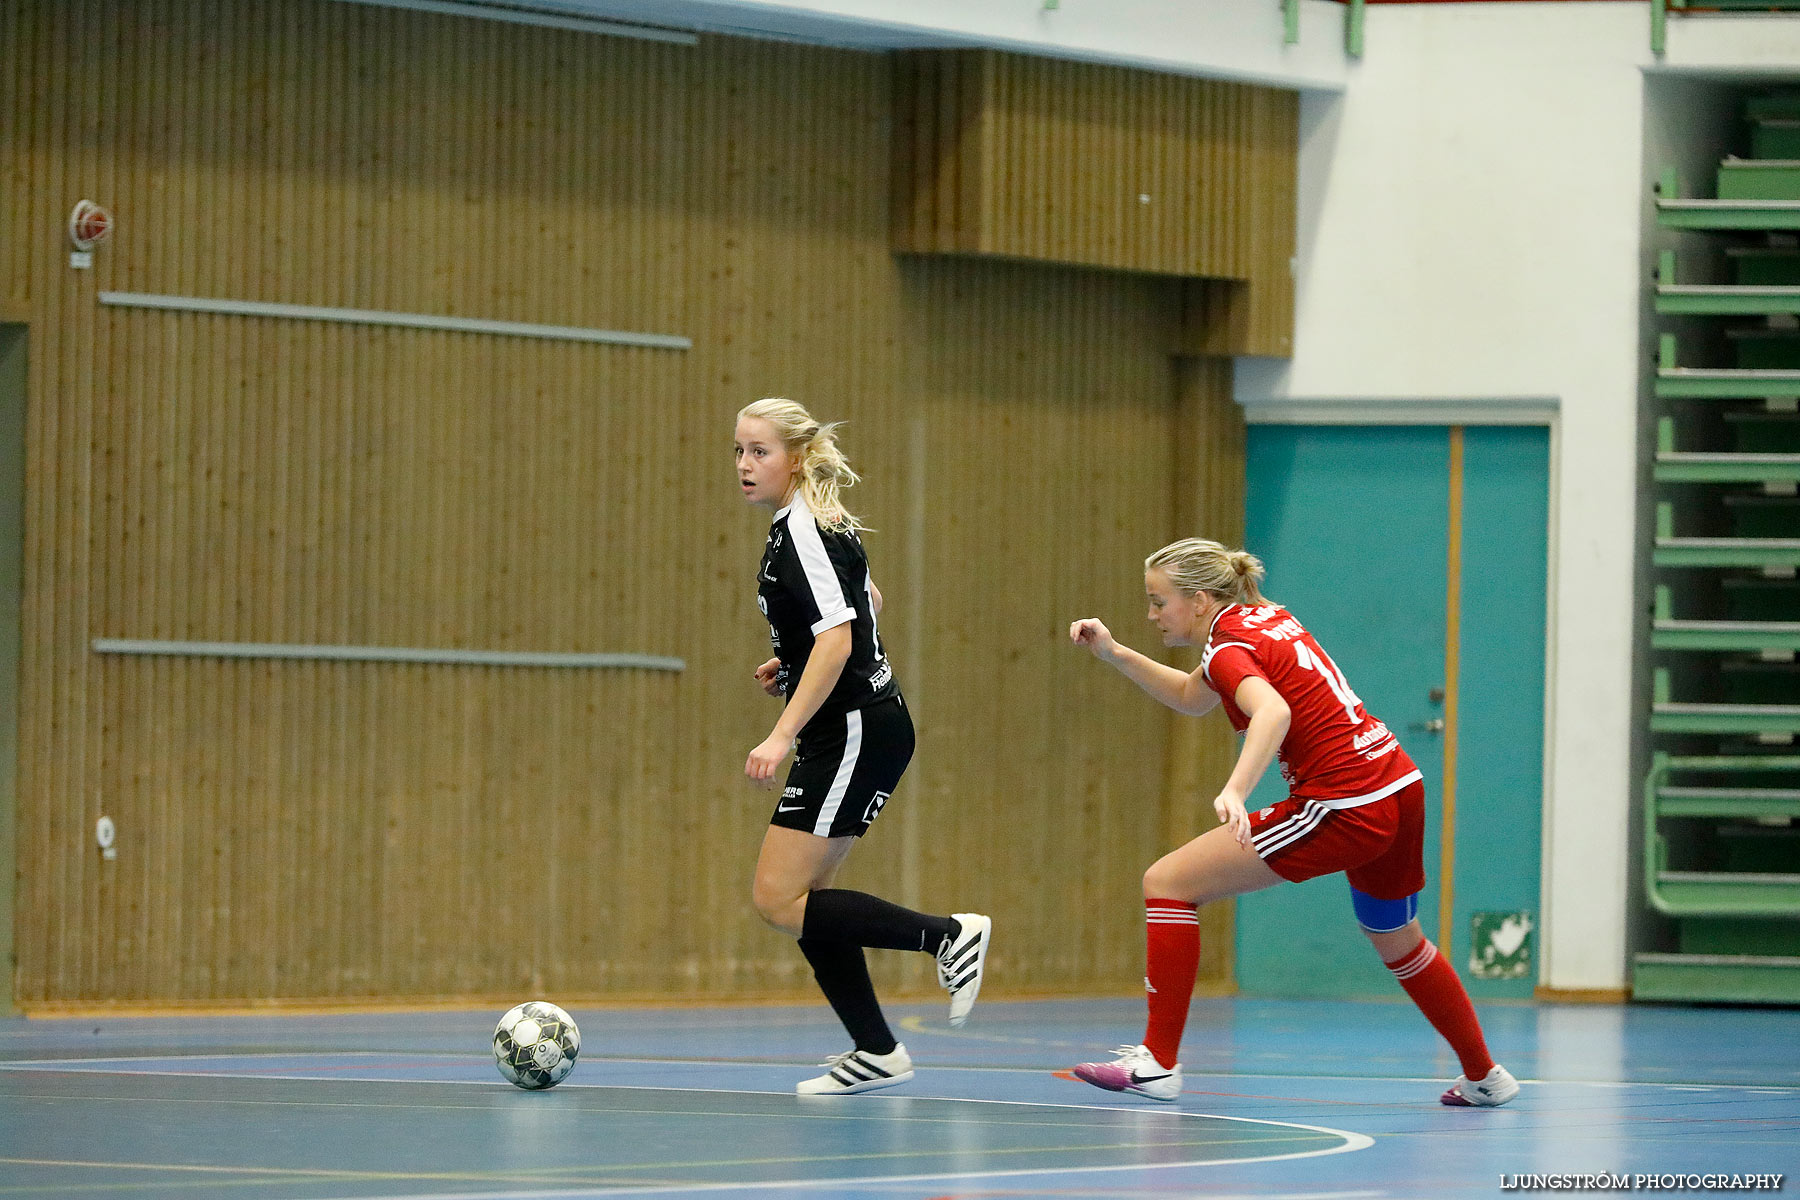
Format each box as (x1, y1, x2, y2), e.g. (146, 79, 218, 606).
(1441, 1063, 1519, 1107)
(1071, 1044, 1182, 1102)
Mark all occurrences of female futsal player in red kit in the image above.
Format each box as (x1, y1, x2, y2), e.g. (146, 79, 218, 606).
(1066, 537, 1517, 1107)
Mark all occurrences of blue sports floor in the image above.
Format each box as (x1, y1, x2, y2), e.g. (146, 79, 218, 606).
(1, 995, 1795, 1198)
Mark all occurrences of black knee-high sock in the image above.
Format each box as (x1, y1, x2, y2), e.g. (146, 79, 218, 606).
(798, 938, 897, 1055)
(802, 888, 956, 953)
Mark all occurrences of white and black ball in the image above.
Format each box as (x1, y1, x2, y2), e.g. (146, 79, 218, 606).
(493, 1001, 580, 1089)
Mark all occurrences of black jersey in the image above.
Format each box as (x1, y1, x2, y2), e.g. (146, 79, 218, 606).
(757, 493, 898, 731)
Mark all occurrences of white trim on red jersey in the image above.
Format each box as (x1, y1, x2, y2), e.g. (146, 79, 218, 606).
(1310, 768, 1421, 811)
(1200, 640, 1256, 686)
(1249, 770, 1424, 864)
(1250, 768, 1424, 860)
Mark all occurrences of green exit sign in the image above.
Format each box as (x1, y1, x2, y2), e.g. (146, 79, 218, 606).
(1470, 911, 1534, 980)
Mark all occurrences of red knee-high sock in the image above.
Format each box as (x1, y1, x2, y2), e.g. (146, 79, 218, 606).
(1385, 939, 1494, 1080)
(1142, 899, 1200, 1070)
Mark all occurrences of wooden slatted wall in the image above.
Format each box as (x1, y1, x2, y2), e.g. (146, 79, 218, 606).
(1, 0, 1267, 1007)
(893, 50, 1298, 356)
(1170, 356, 1247, 987)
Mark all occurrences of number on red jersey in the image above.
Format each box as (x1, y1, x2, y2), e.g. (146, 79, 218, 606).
(1293, 639, 1362, 724)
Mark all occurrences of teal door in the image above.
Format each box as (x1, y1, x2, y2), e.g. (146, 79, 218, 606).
(1234, 424, 1549, 1000)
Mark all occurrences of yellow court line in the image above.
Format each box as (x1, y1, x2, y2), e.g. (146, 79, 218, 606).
(0, 1157, 566, 1182)
(0, 1158, 695, 1192)
(896, 1013, 1095, 1048)
(1439, 425, 1464, 955)
(0, 1174, 702, 1197)
(0, 1177, 329, 1197)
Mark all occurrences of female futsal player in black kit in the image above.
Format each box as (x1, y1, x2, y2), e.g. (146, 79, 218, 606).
(735, 397, 991, 1095)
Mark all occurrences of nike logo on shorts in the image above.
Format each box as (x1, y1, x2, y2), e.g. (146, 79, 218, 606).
(776, 803, 805, 812)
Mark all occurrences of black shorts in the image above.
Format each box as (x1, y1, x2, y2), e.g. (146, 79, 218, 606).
(771, 695, 914, 839)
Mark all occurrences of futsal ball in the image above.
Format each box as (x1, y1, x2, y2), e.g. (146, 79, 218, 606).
(493, 1001, 580, 1089)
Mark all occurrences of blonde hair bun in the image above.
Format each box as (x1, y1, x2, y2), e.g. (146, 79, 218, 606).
(1145, 538, 1270, 606)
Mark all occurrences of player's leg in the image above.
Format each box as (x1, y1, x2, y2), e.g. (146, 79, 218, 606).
(755, 698, 987, 1093)
(752, 825, 959, 963)
(752, 828, 906, 1057)
(1347, 782, 1516, 1106)
(1073, 822, 1283, 1101)
(797, 882, 992, 1029)
(751, 824, 854, 937)
(793, 846, 890, 1057)
(770, 697, 990, 1026)
(753, 825, 913, 1093)
(1138, 822, 1284, 1066)
(753, 701, 946, 946)
(1357, 908, 1516, 1106)
(1143, 820, 1289, 905)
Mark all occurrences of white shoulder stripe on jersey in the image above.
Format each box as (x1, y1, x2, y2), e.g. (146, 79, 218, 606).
(785, 495, 855, 634)
(1200, 641, 1255, 685)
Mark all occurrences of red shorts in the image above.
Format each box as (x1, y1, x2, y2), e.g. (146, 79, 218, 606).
(1247, 777, 1426, 900)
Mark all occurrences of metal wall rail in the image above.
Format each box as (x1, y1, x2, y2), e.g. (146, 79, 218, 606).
(92, 638, 685, 672)
(98, 293, 692, 351)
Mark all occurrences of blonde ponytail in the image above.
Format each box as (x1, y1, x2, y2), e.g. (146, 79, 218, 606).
(736, 398, 866, 532)
(1145, 538, 1271, 606)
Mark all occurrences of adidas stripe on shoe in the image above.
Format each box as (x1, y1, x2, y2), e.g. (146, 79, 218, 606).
(936, 912, 991, 1028)
(796, 1043, 914, 1096)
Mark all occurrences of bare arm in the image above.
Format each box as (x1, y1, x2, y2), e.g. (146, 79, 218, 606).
(745, 623, 852, 786)
(1212, 674, 1291, 847)
(773, 623, 851, 741)
(1068, 618, 1219, 717)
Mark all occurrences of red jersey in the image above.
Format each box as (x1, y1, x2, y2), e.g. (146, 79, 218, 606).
(1201, 604, 1420, 807)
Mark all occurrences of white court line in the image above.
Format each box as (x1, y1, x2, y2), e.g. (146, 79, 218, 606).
(0, 1059, 1380, 1197)
(286, 1124, 1375, 1200)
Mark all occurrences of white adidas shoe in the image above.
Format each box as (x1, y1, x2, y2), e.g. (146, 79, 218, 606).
(1440, 1063, 1519, 1107)
(796, 1043, 914, 1096)
(936, 913, 991, 1028)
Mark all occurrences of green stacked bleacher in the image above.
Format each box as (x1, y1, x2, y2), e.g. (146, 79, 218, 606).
(1647, 88, 1800, 1004)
